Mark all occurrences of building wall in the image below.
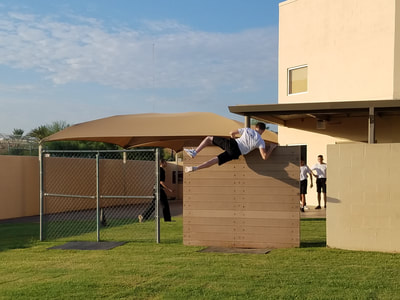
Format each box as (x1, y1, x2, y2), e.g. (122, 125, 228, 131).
(394, 1, 400, 98)
(279, 0, 397, 103)
(327, 143, 400, 253)
(183, 146, 300, 249)
(279, 127, 350, 206)
(278, 0, 399, 205)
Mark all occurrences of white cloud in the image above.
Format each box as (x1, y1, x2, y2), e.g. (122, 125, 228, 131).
(0, 12, 278, 92)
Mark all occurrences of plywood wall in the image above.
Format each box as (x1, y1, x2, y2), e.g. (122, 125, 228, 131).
(183, 146, 300, 249)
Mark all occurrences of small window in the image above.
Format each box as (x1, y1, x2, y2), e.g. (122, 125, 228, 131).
(288, 65, 308, 95)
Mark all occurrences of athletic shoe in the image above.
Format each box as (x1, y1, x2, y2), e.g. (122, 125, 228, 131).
(185, 166, 197, 173)
(315, 206, 321, 209)
(184, 148, 197, 158)
(300, 207, 305, 212)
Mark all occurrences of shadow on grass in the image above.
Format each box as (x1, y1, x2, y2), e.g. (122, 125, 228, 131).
(300, 241, 327, 248)
(300, 218, 326, 248)
(2, 217, 326, 251)
(0, 223, 40, 252)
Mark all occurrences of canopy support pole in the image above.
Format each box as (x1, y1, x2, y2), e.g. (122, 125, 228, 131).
(368, 107, 375, 144)
(244, 116, 251, 128)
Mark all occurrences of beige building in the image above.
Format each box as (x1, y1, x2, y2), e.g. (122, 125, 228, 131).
(230, 0, 400, 252)
(278, 0, 400, 206)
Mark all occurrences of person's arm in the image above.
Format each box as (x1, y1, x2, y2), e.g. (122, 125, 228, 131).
(160, 181, 173, 193)
(229, 129, 240, 139)
(311, 165, 318, 178)
(259, 147, 268, 160)
(259, 143, 277, 160)
(308, 167, 313, 187)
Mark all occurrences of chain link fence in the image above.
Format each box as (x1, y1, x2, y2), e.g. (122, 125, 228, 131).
(40, 149, 161, 243)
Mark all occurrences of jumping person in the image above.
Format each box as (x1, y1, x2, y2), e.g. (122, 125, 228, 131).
(184, 122, 277, 173)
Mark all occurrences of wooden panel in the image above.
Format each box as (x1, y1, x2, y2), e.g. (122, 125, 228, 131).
(183, 145, 301, 249)
(185, 194, 299, 204)
(184, 216, 298, 228)
(184, 201, 298, 212)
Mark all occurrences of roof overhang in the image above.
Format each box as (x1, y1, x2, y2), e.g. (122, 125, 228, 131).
(229, 99, 400, 143)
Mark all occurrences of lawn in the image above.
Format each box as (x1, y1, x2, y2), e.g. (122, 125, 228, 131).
(0, 218, 399, 299)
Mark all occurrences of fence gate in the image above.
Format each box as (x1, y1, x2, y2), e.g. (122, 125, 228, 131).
(40, 149, 161, 243)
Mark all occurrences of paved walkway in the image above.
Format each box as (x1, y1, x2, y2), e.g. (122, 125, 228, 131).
(300, 206, 326, 218)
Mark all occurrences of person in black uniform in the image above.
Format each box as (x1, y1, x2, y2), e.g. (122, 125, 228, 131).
(141, 159, 173, 222)
(159, 159, 173, 221)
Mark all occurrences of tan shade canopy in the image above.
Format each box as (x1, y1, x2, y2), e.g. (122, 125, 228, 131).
(42, 112, 278, 151)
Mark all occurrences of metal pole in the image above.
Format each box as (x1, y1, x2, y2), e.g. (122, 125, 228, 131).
(368, 106, 375, 144)
(96, 152, 100, 242)
(244, 115, 251, 128)
(155, 148, 160, 243)
(39, 144, 44, 241)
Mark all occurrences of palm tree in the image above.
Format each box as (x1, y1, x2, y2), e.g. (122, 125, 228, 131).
(12, 128, 24, 138)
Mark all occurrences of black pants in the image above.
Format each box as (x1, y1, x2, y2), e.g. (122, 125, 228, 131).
(160, 189, 171, 222)
(142, 189, 171, 222)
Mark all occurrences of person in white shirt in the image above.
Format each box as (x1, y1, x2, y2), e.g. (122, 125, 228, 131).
(184, 122, 276, 172)
(312, 155, 327, 209)
(300, 160, 313, 212)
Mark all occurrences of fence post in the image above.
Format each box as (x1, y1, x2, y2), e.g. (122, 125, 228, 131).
(39, 145, 44, 241)
(155, 148, 160, 243)
(96, 152, 100, 242)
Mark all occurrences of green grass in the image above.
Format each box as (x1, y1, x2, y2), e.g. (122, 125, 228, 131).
(0, 218, 399, 299)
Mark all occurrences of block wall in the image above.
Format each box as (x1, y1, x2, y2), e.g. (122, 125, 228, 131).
(327, 143, 400, 252)
(0, 156, 39, 220)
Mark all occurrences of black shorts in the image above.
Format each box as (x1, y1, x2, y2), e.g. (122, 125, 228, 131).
(316, 178, 327, 193)
(300, 179, 307, 194)
(212, 136, 242, 165)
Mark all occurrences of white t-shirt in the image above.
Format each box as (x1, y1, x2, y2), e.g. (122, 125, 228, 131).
(236, 128, 265, 155)
(300, 165, 312, 181)
(312, 163, 327, 178)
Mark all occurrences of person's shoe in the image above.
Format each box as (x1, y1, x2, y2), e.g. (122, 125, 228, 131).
(184, 148, 197, 158)
(315, 206, 321, 209)
(185, 166, 197, 173)
(300, 207, 305, 212)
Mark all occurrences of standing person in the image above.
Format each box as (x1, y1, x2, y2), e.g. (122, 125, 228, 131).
(312, 155, 327, 209)
(300, 160, 313, 212)
(184, 122, 277, 173)
(141, 159, 174, 222)
(159, 159, 173, 222)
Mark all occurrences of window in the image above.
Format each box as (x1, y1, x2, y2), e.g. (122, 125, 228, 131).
(288, 65, 308, 95)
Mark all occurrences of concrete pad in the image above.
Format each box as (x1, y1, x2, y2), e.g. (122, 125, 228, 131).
(198, 246, 271, 254)
(48, 241, 126, 250)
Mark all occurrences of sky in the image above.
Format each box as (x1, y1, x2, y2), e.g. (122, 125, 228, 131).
(0, 0, 282, 134)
